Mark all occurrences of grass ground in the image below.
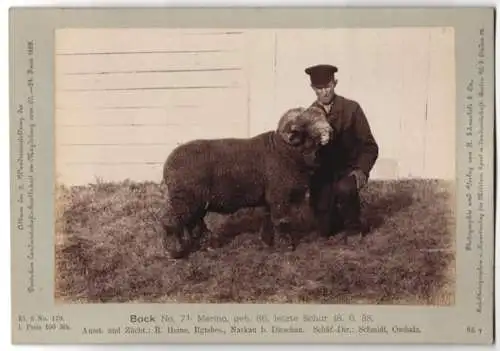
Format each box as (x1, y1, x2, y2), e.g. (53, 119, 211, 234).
(55, 178, 455, 305)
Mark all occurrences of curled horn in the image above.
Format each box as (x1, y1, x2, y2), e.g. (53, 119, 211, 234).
(277, 107, 306, 145)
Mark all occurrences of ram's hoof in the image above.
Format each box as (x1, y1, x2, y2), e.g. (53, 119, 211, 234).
(169, 245, 189, 259)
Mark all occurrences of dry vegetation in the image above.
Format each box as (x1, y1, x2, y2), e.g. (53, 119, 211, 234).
(55, 178, 455, 305)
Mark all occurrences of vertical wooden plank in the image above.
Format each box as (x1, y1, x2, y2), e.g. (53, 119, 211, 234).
(273, 29, 330, 121)
(337, 29, 404, 179)
(270, 28, 438, 180)
(276, 28, 410, 180)
(423, 28, 456, 180)
(397, 28, 432, 178)
(244, 29, 281, 136)
(358, 29, 406, 179)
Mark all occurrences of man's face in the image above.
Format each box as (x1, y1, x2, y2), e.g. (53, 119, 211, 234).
(312, 79, 336, 105)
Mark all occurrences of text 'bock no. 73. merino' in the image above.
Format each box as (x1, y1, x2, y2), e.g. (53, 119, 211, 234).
(161, 105, 333, 259)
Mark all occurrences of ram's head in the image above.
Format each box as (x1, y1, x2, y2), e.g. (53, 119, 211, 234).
(277, 105, 334, 165)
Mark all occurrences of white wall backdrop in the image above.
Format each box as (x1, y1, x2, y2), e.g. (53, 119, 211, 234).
(55, 27, 456, 185)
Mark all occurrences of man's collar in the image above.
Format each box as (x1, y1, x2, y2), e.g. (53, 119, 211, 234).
(314, 94, 343, 114)
(322, 103, 332, 114)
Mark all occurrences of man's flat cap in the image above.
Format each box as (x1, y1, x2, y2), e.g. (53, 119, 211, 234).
(305, 64, 338, 87)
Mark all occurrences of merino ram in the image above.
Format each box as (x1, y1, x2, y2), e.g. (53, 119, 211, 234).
(161, 105, 333, 259)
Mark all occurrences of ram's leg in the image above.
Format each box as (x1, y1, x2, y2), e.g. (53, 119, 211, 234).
(189, 213, 213, 251)
(191, 217, 209, 241)
(260, 206, 275, 247)
(162, 219, 190, 259)
(160, 214, 170, 251)
(270, 204, 299, 251)
(161, 187, 202, 259)
(288, 224, 300, 251)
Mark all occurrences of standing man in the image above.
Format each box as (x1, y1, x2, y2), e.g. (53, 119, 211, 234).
(304, 64, 379, 239)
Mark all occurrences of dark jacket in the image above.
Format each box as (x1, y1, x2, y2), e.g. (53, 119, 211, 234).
(310, 94, 379, 181)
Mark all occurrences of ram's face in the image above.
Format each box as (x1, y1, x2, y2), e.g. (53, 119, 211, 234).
(278, 106, 333, 146)
(300, 105, 334, 147)
(277, 106, 333, 166)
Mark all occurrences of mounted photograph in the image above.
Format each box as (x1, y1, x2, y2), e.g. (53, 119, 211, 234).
(54, 27, 457, 306)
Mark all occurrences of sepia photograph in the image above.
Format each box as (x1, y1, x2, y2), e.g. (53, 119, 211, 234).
(10, 6, 496, 345)
(53, 27, 457, 306)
